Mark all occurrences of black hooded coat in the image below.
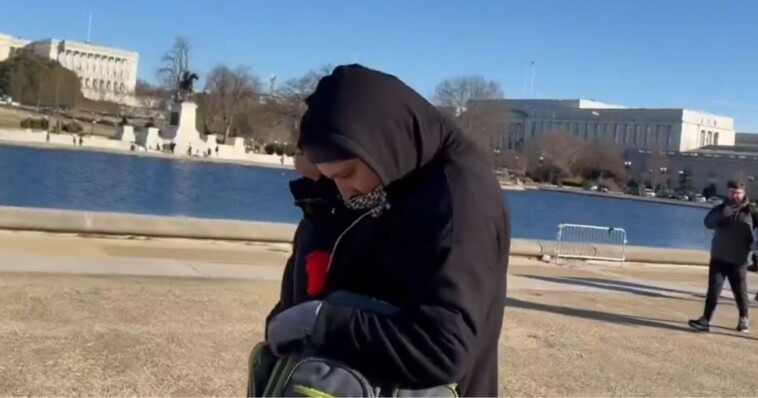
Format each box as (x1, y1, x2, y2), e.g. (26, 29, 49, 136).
(298, 65, 511, 397)
(265, 176, 354, 328)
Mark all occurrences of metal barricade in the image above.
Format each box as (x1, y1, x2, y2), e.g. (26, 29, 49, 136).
(555, 223, 627, 262)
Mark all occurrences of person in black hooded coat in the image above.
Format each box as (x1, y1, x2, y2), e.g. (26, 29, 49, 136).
(265, 153, 355, 327)
(265, 65, 510, 397)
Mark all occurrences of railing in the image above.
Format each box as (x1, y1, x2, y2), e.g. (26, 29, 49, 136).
(555, 223, 627, 262)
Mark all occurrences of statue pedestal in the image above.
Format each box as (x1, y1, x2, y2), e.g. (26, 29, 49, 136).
(137, 127, 162, 150)
(115, 125, 135, 142)
(162, 100, 213, 156)
(163, 101, 202, 146)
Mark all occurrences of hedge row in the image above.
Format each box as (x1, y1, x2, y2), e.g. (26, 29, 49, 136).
(20, 118, 83, 133)
(264, 143, 298, 157)
(19, 118, 49, 130)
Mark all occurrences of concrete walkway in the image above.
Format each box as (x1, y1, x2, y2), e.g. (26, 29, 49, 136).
(2, 229, 756, 300)
(6, 231, 758, 397)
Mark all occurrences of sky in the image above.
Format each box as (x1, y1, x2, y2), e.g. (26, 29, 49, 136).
(1, 0, 757, 131)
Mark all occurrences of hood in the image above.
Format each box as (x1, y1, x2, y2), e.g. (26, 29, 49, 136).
(298, 64, 461, 186)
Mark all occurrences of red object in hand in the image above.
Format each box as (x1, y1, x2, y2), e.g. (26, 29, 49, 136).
(305, 251, 331, 297)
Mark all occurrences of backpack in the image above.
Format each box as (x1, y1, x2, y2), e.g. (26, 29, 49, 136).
(248, 292, 458, 397)
(247, 341, 458, 397)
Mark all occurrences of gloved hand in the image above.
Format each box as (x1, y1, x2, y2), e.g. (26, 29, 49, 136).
(266, 300, 323, 356)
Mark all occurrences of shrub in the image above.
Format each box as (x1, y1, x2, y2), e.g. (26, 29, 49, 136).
(264, 143, 277, 155)
(274, 144, 284, 156)
(283, 143, 297, 157)
(19, 117, 49, 130)
(562, 178, 584, 188)
(62, 121, 83, 133)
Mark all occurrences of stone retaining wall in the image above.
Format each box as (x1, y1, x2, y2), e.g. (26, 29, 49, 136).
(0, 206, 710, 266)
(0, 129, 294, 167)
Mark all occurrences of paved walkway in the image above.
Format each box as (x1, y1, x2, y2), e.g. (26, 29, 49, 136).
(5, 230, 758, 396)
(3, 229, 756, 300)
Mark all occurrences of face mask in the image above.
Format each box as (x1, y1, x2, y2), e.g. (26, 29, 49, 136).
(344, 185, 390, 217)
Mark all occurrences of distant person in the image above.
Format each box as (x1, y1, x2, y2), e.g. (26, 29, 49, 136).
(690, 180, 758, 333)
(215, 146, 219, 157)
(264, 65, 510, 396)
(78, 136, 83, 146)
(72, 135, 76, 145)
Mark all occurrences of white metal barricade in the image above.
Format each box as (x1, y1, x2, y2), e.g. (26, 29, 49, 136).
(555, 223, 627, 262)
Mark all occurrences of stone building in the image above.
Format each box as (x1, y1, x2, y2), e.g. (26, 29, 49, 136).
(467, 97, 756, 196)
(471, 98, 736, 152)
(0, 33, 139, 105)
(624, 146, 758, 197)
(0, 33, 28, 59)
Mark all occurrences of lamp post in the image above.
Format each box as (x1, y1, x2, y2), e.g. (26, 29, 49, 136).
(538, 155, 546, 183)
(660, 167, 668, 192)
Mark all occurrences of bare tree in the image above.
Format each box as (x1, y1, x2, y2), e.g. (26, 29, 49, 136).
(265, 65, 333, 141)
(279, 64, 333, 101)
(433, 75, 503, 114)
(157, 36, 191, 91)
(433, 76, 505, 163)
(572, 142, 627, 184)
(202, 65, 262, 142)
(134, 79, 167, 110)
(525, 131, 586, 181)
(496, 149, 527, 175)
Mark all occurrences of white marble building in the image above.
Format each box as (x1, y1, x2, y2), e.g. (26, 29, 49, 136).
(0, 33, 139, 105)
(473, 99, 736, 152)
(0, 33, 29, 60)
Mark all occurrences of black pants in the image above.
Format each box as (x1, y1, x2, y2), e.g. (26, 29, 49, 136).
(703, 258, 749, 320)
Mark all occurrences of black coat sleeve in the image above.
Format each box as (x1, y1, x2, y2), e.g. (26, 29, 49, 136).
(309, 215, 504, 388)
(704, 204, 728, 229)
(265, 223, 302, 335)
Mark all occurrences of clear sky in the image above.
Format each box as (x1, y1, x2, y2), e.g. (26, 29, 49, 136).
(1, 0, 757, 131)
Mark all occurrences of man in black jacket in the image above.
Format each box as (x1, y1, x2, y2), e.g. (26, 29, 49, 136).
(266, 65, 511, 396)
(690, 181, 758, 333)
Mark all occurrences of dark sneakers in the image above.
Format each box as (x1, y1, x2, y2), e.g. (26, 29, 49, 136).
(737, 317, 750, 333)
(688, 317, 711, 332)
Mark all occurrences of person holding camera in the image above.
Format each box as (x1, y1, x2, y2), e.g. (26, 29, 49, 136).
(689, 180, 758, 333)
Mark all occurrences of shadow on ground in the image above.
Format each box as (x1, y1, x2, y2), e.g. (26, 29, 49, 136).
(517, 274, 699, 298)
(516, 274, 758, 309)
(506, 297, 758, 341)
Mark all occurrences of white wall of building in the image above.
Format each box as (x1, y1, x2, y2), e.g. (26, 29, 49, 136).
(498, 99, 736, 153)
(679, 109, 735, 151)
(0, 33, 139, 106)
(0, 34, 30, 61)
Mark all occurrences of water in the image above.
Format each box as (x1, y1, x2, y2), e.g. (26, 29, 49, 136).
(506, 190, 711, 249)
(0, 144, 713, 250)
